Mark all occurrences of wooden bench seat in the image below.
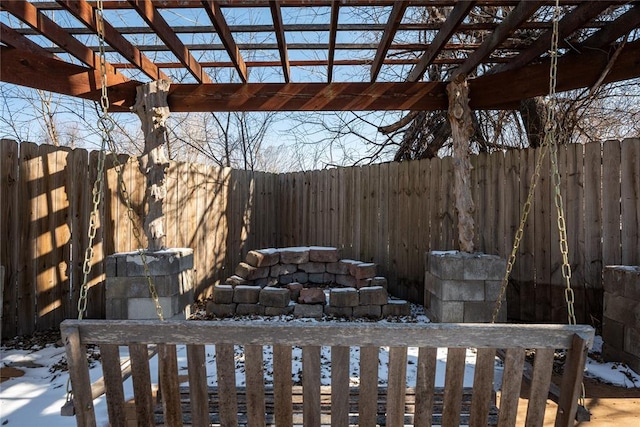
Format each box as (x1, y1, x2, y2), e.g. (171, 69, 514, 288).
(61, 320, 594, 427)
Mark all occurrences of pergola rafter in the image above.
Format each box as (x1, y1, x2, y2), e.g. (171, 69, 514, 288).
(0, 0, 637, 111)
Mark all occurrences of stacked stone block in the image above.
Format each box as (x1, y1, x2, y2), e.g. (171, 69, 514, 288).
(602, 266, 640, 373)
(106, 249, 194, 319)
(205, 246, 410, 319)
(424, 251, 506, 323)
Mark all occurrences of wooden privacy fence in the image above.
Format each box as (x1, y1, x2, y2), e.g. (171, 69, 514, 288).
(1, 138, 639, 336)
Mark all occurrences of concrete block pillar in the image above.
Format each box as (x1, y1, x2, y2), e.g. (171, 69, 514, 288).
(602, 266, 640, 374)
(424, 251, 507, 323)
(106, 248, 194, 319)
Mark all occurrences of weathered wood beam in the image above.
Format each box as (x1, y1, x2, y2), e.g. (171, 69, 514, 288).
(370, 0, 409, 82)
(0, 47, 136, 112)
(327, 0, 340, 83)
(406, 0, 475, 82)
(3, 40, 638, 112)
(166, 81, 447, 111)
(469, 38, 640, 109)
(492, 1, 611, 74)
(0, 22, 57, 58)
(269, 0, 291, 83)
(452, 0, 544, 79)
(128, 0, 212, 83)
(2, 0, 116, 73)
(56, 0, 169, 81)
(202, 0, 248, 83)
(578, 2, 640, 50)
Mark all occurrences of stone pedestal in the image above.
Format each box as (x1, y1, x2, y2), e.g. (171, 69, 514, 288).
(424, 251, 506, 323)
(106, 248, 194, 320)
(602, 265, 640, 373)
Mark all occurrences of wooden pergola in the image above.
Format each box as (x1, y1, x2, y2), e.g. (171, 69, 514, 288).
(1, 0, 639, 113)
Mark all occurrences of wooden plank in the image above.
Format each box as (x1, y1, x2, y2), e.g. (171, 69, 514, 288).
(359, 346, 378, 426)
(352, 167, 362, 259)
(370, 0, 408, 81)
(216, 343, 238, 427)
(331, 346, 350, 427)
(158, 344, 183, 427)
(397, 161, 410, 282)
(18, 142, 39, 335)
(474, 153, 488, 251)
(386, 346, 408, 427)
(555, 334, 589, 427)
(376, 163, 390, 278)
(386, 162, 399, 288)
(187, 344, 209, 427)
(68, 147, 89, 320)
(129, 343, 155, 426)
(245, 344, 266, 427)
(48, 145, 71, 327)
(582, 142, 603, 314)
(62, 326, 97, 426)
(442, 347, 466, 426)
(413, 347, 437, 426)
(358, 166, 369, 260)
(620, 138, 640, 265)
(100, 344, 127, 427)
(534, 145, 552, 321)
(329, 168, 339, 247)
(0, 139, 19, 338)
(409, 160, 422, 282)
(469, 347, 496, 427)
(566, 144, 586, 322)
(85, 150, 106, 319)
(273, 344, 293, 426)
(524, 347, 554, 427)
(497, 347, 525, 427)
(269, 0, 291, 83)
(368, 164, 379, 263)
(418, 158, 431, 264)
(37, 145, 56, 329)
(440, 156, 455, 249)
(65, 320, 595, 350)
(495, 151, 507, 256)
(601, 140, 622, 266)
(303, 345, 321, 427)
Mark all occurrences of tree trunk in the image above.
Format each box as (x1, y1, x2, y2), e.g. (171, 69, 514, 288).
(447, 78, 475, 253)
(132, 80, 171, 251)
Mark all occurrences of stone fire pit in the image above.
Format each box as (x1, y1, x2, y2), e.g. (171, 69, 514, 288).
(206, 246, 410, 319)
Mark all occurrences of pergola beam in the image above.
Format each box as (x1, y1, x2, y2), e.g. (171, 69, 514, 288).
(56, 0, 169, 81)
(3, 39, 638, 113)
(0, 22, 57, 59)
(128, 0, 212, 83)
(452, 0, 544, 79)
(269, 0, 291, 83)
(578, 2, 640, 49)
(406, 0, 475, 82)
(202, 0, 248, 83)
(370, 1, 409, 82)
(2, 0, 116, 73)
(492, 1, 611, 74)
(327, 0, 340, 83)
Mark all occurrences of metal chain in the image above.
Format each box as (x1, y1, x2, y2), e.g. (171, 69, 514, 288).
(491, 143, 549, 323)
(77, 0, 164, 321)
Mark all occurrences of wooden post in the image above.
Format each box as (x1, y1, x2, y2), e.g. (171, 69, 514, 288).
(447, 77, 475, 253)
(132, 80, 171, 251)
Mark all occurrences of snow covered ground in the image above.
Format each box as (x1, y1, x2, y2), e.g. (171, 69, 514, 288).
(1, 310, 639, 426)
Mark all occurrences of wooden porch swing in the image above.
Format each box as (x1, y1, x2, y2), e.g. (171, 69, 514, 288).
(60, 1, 595, 426)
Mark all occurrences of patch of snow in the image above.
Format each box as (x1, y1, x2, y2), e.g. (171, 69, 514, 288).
(277, 247, 309, 252)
